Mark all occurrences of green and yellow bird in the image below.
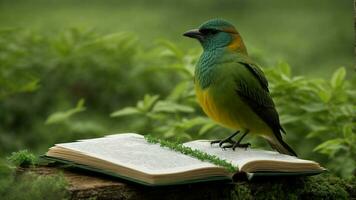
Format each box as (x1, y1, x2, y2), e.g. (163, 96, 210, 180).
(183, 19, 297, 156)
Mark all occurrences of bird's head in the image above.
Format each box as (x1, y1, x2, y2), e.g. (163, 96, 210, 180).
(183, 19, 247, 54)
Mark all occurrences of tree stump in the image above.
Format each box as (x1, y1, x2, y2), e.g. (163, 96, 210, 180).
(18, 165, 355, 200)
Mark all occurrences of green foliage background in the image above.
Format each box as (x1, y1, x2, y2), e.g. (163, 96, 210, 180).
(0, 0, 354, 194)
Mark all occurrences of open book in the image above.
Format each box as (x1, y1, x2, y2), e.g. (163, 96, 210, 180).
(44, 133, 325, 186)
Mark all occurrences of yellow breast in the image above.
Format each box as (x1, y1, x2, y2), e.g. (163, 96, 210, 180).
(195, 85, 239, 129)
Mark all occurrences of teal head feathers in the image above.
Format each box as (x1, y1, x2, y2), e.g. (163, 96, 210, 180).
(183, 19, 247, 54)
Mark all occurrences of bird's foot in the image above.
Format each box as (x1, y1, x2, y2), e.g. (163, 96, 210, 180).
(220, 142, 251, 150)
(210, 138, 236, 148)
(232, 142, 251, 151)
(210, 131, 240, 148)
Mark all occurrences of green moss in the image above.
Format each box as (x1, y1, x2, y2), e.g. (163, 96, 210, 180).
(230, 174, 352, 200)
(0, 155, 69, 200)
(144, 135, 237, 172)
(0, 159, 15, 195)
(2, 172, 69, 200)
(230, 183, 253, 200)
(7, 150, 37, 167)
(299, 175, 349, 200)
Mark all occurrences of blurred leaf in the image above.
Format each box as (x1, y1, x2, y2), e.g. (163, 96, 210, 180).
(0, 75, 39, 99)
(300, 103, 328, 113)
(19, 79, 40, 92)
(178, 117, 210, 129)
(313, 138, 345, 155)
(45, 99, 86, 124)
(167, 82, 189, 101)
(342, 123, 354, 143)
(163, 128, 176, 138)
(110, 107, 140, 117)
(157, 40, 184, 59)
(279, 115, 301, 124)
(67, 120, 106, 134)
(152, 101, 194, 113)
(306, 127, 329, 138)
(278, 61, 291, 77)
(137, 94, 160, 112)
(330, 67, 346, 88)
(146, 112, 165, 120)
(177, 132, 193, 141)
(199, 123, 216, 136)
(317, 88, 332, 103)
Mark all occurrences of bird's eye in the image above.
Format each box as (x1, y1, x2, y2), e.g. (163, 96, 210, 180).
(200, 29, 219, 35)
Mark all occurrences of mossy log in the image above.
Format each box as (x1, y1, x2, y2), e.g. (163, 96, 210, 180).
(18, 166, 355, 200)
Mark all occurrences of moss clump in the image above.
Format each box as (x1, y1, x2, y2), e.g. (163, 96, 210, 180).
(299, 175, 349, 200)
(144, 135, 237, 172)
(2, 172, 69, 200)
(0, 159, 15, 195)
(0, 151, 68, 200)
(230, 183, 253, 200)
(229, 174, 352, 200)
(7, 150, 37, 167)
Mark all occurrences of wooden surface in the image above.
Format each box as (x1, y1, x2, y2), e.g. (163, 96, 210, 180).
(20, 166, 233, 200)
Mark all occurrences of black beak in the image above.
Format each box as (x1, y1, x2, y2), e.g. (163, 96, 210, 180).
(183, 29, 203, 40)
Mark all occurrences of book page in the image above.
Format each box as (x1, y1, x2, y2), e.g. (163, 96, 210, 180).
(183, 140, 319, 171)
(52, 134, 218, 175)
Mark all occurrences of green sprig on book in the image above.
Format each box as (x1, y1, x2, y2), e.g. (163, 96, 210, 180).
(144, 135, 237, 173)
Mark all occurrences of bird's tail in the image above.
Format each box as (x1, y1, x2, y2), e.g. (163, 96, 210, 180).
(267, 133, 298, 157)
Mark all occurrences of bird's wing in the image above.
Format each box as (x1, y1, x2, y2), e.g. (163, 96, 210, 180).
(234, 61, 286, 137)
(241, 62, 269, 92)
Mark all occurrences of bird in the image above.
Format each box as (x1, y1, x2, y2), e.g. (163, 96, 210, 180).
(183, 19, 297, 156)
